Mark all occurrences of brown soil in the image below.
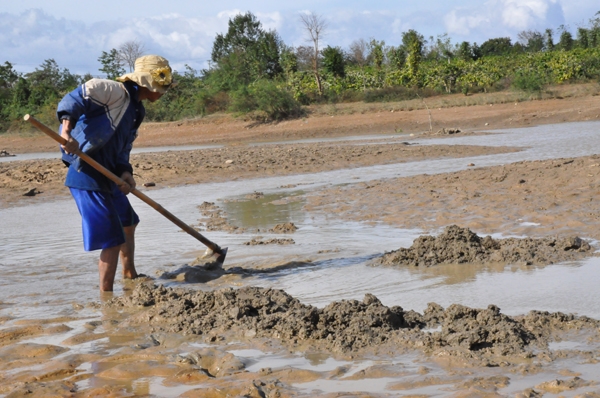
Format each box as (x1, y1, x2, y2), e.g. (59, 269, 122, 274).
(2, 87, 599, 211)
(108, 282, 600, 360)
(3, 88, 600, 397)
(4, 85, 600, 154)
(374, 225, 593, 267)
(0, 138, 519, 208)
(305, 154, 600, 241)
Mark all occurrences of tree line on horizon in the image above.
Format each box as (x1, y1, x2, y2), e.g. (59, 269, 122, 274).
(1, 11, 600, 131)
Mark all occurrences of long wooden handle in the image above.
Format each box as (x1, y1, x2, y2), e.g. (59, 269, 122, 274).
(24, 114, 222, 253)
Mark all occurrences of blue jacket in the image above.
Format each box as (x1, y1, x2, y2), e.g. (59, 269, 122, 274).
(56, 79, 145, 192)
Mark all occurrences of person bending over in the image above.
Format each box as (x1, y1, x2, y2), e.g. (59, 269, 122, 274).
(58, 55, 173, 291)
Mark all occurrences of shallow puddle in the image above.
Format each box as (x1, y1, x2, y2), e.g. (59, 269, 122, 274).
(223, 191, 307, 230)
(227, 349, 350, 373)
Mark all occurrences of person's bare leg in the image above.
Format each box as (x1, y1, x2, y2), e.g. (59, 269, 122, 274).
(98, 245, 120, 291)
(121, 224, 138, 279)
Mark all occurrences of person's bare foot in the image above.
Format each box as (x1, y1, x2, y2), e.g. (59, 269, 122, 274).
(123, 271, 139, 279)
(123, 273, 151, 281)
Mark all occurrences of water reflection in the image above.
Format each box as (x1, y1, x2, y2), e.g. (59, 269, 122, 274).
(223, 191, 306, 230)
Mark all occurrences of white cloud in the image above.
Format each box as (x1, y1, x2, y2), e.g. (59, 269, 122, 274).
(501, 0, 553, 29)
(0, 9, 228, 74)
(255, 11, 284, 31)
(0, 2, 589, 76)
(444, 10, 488, 36)
(217, 9, 244, 19)
(391, 18, 403, 35)
(443, 0, 565, 42)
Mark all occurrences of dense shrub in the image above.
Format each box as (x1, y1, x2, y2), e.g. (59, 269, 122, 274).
(4, 37, 600, 131)
(512, 70, 545, 92)
(229, 80, 304, 122)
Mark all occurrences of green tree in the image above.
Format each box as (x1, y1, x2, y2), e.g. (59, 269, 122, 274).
(471, 43, 483, 60)
(8, 77, 30, 116)
(229, 79, 303, 121)
(25, 59, 79, 108)
(0, 61, 19, 90)
(367, 39, 385, 69)
(279, 45, 298, 77)
(322, 45, 346, 77)
(99, 49, 125, 80)
(0, 62, 22, 126)
(145, 65, 206, 121)
(427, 33, 454, 62)
(402, 30, 424, 80)
(0, 59, 80, 128)
(387, 46, 406, 69)
(577, 27, 590, 48)
(211, 11, 283, 88)
(0, 61, 20, 112)
(518, 30, 544, 52)
(479, 37, 513, 56)
(557, 26, 574, 51)
(589, 12, 600, 48)
(544, 29, 555, 51)
(457, 41, 475, 61)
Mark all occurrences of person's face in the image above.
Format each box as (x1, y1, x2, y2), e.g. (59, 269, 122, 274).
(146, 91, 164, 102)
(139, 87, 164, 102)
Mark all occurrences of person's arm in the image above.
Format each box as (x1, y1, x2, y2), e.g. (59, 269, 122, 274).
(59, 117, 79, 155)
(114, 135, 136, 194)
(115, 100, 143, 195)
(57, 79, 130, 155)
(118, 171, 136, 194)
(56, 85, 86, 155)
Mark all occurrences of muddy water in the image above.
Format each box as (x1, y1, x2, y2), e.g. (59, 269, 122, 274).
(2, 121, 600, 396)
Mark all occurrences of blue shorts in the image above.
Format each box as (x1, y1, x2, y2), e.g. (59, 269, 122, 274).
(70, 187, 140, 251)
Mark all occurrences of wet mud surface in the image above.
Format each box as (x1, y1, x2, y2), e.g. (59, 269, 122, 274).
(374, 225, 593, 267)
(0, 140, 518, 208)
(109, 282, 600, 362)
(4, 277, 598, 397)
(3, 94, 600, 396)
(307, 154, 600, 241)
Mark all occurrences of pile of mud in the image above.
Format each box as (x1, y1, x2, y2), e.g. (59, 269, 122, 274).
(269, 222, 297, 233)
(374, 225, 592, 267)
(110, 284, 600, 361)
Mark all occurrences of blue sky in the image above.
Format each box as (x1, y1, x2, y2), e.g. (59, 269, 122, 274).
(1, 0, 599, 75)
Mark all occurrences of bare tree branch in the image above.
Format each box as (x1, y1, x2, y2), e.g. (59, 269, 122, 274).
(349, 38, 368, 67)
(118, 40, 146, 72)
(300, 12, 327, 95)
